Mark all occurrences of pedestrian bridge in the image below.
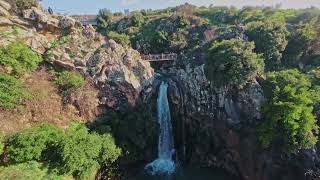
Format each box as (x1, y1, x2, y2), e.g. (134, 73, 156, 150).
(141, 53, 177, 62)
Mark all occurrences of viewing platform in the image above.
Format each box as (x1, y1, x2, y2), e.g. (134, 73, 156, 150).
(141, 53, 178, 62)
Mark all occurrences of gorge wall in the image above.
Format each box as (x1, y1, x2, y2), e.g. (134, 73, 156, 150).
(141, 65, 320, 180)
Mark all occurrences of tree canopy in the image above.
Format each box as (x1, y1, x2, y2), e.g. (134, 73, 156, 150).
(205, 39, 264, 88)
(245, 20, 288, 70)
(258, 69, 319, 153)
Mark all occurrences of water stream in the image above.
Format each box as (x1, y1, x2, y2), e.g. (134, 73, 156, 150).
(145, 81, 176, 175)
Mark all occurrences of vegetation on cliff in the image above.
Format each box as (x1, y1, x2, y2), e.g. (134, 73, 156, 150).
(0, 42, 42, 109)
(3, 123, 121, 179)
(259, 70, 319, 153)
(205, 39, 264, 88)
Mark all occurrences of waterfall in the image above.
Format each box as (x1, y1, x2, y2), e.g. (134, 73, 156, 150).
(145, 82, 176, 175)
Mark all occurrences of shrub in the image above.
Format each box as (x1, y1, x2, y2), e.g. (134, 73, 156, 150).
(245, 20, 288, 70)
(96, 9, 113, 33)
(170, 32, 188, 51)
(55, 71, 85, 91)
(131, 12, 145, 27)
(258, 69, 319, 153)
(6, 124, 63, 163)
(5, 123, 121, 179)
(107, 31, 131, 47)
(205, 39, 265, 88)
(283, 22, 318, 67)
(56, 123, 121, 179)
(0, 42, 42, 77)
(15, 0, 39, 10)
(0, 73, 30, 109)
(0, 161, 70, 180)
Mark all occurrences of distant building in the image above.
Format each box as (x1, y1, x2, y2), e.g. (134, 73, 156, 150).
(175, 3, 196, 15)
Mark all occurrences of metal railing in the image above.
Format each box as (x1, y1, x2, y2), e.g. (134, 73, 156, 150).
(141, 53, 177, 62)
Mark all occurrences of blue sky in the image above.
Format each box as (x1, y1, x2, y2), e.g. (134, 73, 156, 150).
(41, 0, 320, 15)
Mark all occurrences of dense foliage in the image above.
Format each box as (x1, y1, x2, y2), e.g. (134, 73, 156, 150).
(107, 31, 131, 47)
(0, 42, 42, 77)
(57, 124, 121, 179)
(55, 71, 85, 91)
(245, 20, 288, 70)
(4, 123, 121, 179)
(205, 39, 264, 88)
(90, 105, 158, 163)
(258, 69, 319, 153)
(7, 124, 63, 163)
(15, 0, 38, 10)
(96, 9, 113, 34)
(0, 161, 71, 180)
(0, 73, 30, 109)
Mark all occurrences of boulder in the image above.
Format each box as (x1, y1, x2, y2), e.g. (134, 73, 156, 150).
(59, 16, 76, 33)
(82, 25, 96, 38)
(23, 7, 48, 24)
(0, 17, 12, 26)
(108, 39, 117, 50)
(10, 16, 30, 27)
(53, 60, 75, 70)
(0, 5, 9, 17)
(0, 0, 11, 11)
(46, 18, 59, 32)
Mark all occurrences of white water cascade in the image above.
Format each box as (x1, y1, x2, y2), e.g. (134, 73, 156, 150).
(145, 82, 176, 175)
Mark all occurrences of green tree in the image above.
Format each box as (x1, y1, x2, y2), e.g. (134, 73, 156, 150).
(245, 20, 288, 70)
(170, 32, 188, 51)
(205, 39, 264, 88)
(5, 123, 121, 179)
(131, 12, 145, 27)
(152, 31, 170, 53)
(0, 73, 30, 109)
(283, 22, 317, 67)
(258, 69, 319, 153)
(174, 14, 190, 29)
(96, 9, 113, 33)
(56, 123, 121, 179)
(0, 161, 71, 180)
(7, 124, 63, 163)
(0, 42, 42, 77)
(107, 31, 131, 47)
(14, 0, 39, 11)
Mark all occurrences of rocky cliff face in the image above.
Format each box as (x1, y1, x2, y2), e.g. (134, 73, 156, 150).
(142, 64, 320, 180)
(0, 1, 154, 112)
